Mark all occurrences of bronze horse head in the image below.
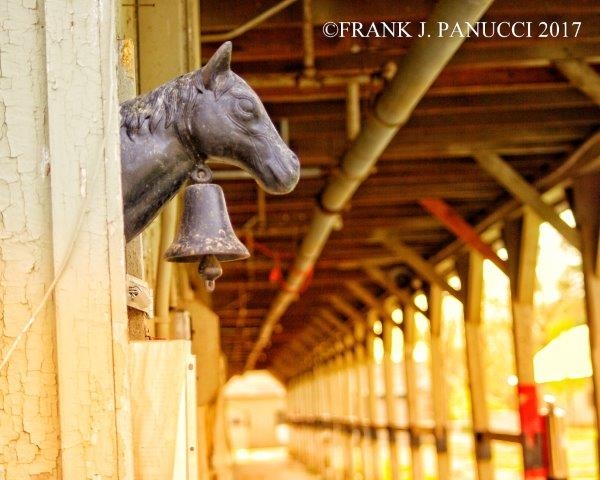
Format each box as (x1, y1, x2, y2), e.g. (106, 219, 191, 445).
(120, 42, 300, 241)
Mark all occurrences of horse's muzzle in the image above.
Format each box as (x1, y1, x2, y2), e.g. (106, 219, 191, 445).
(265, 150, 301, 195)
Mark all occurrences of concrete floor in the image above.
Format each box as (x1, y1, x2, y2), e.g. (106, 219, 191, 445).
(232, 448, 321, 480)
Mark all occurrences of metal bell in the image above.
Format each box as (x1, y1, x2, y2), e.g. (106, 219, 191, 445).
(165, 182, 250, 290)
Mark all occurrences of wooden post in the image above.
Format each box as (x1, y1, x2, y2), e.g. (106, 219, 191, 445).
(404, 304, 424, 480)
(335, 342, 353, 480)
(354, 321, 376, 480)
(315, 357, 330, 475)
(457, 251, 493, 480)
(344, 333, 359, 478)
(0, 2, 62, 478)
(429, 285, 451, 479)
(298, 374, 309, 463)
(328, 350, 343, 480)
(117, 38, 151, 342)
(383, 310, 401, 480)
(308, 366, 321, 471)
(503, 208, 546, 479)
(293, 374, 306, 464)
(366, 313, 383, 480)
(571, 172, 600, 467)
(324, 354, 337, 480)
(45, 0, 135, 476)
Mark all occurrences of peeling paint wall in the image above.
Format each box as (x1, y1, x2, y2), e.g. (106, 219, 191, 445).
(1, 0, 134, 478)
(0, 0, 60, 478)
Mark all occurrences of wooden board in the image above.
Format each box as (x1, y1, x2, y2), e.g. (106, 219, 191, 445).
(129, 340, 196, 480)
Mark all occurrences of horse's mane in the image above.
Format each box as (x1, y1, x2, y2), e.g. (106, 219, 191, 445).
(120, 70, 206, 137)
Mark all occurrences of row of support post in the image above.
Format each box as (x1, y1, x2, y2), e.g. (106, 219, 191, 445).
(286, 293, 445, 480)
(282, 177, 600, 478)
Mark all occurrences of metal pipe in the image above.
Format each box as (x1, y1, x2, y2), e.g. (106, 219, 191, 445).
(202, 0, 298, 43)
(245, 0, 495, 370)
(155, 197, 179, 339)
(346, 80, 361, 141)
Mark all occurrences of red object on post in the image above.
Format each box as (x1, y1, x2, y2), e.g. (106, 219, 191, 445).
(517, 384, 547, 478)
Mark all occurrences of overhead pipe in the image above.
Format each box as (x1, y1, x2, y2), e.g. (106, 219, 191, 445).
(202, 0, 299, 43)
(245, 0, 496, 370)
(346, 80, 361, 141)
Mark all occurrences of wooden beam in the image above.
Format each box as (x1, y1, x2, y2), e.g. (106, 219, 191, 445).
(345, 281, 388, 318)
(318, 308, 354, 337)
(337, 255, 417, 271)
(328, 294, 366, 326)
(430, 130, 600, 267)
(363, 266, 428, 315)
(376, 234, 465, 302)
(419, 198, 508, 274)
(472, 151, 581, 250)
(555, 59, 600, 106)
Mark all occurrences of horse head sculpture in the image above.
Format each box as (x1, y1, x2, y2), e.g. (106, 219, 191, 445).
(120, 41, 300, 241)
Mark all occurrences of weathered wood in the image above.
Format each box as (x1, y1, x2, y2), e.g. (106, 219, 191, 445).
(473, 151, 580, 250)
(0, 2, 61, 477)
(119, 39, 150, 341)
(45, 0, 134, 476)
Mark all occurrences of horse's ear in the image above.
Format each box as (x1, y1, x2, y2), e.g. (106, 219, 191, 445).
(201, 41, 232, 91)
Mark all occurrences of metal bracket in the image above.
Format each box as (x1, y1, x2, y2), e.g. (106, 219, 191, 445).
(126, 274, 154, 317)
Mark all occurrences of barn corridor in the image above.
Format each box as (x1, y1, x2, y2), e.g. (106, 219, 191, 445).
(4, 0, 600, 479)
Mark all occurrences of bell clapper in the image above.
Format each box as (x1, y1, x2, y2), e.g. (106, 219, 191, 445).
(199, 254, 223, 292)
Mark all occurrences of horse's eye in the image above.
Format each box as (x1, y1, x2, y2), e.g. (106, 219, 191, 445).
(237, 98, 256, 118)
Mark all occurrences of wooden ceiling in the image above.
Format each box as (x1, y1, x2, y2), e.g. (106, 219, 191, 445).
(197, 0, 600, 379)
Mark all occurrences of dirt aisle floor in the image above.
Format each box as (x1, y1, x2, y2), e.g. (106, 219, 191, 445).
(232, 448, 321, 480)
